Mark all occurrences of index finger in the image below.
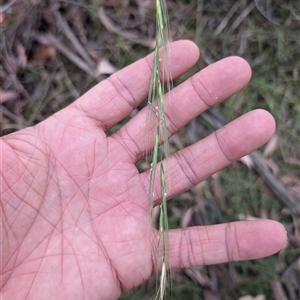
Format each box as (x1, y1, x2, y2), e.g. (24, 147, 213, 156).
(72, 40, 200, 131)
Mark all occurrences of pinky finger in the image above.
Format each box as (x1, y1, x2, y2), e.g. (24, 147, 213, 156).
(162, 220, 286, 270)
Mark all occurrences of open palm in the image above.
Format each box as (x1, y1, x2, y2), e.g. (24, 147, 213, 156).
(1, 41, 286, 300)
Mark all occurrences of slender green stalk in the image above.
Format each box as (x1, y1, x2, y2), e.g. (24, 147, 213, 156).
(147, 0, 172, 298)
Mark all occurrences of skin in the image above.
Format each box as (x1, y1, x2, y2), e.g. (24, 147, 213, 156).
(0, 40, 286, 300)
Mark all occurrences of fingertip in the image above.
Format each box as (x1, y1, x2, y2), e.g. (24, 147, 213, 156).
(254, 108, 276, 130)
(238, 220, 287, 260)
(229, 56, 252, 83)
(215, 109, 277, 161)
(194, 56, 252, 102)
(219, 56, 252, 87)
(172, 39, 200, 60)
(169, 40, 200, 77)
(258, 220, 287, 256)
(248, 109, 276, 143)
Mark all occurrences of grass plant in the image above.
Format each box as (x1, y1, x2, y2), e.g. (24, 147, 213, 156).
(147, 1, 173, 299)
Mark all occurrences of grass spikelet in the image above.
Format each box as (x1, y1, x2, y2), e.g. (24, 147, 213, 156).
(146, 0, 173, 299)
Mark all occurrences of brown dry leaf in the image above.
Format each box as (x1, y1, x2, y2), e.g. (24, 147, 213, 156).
(280, 175, 300, 186)
(181, 207, 193, 228)
(0, 13, 5, 25)
(280, 174, 300, 199)
(89, 50, 101, 62)
(16, 42, 27, 67)
(136, 0, 156, 10)
(271, 281, 288, 300)
(237, 214, 260, 221)
(259, 207, 268, 219)
(239, 155, 253, 168)
(263, 134, 278, 157)
(191, 181, 207, 196)
(238, 295, 265, 300)
(293, 216, 300, 242)
(265, 158, 280, 176)
(185, 267, 211, 287)
(203, 290, 221, 300)
(0, 89, 18, 103)
(33, 44, 57, 64)
(286, 157, 300, 167)
(211, 172, 221, 202)
(96, 58, 117, 76)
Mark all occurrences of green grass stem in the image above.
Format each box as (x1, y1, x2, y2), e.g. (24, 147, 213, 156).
(147, 0, 173, 299)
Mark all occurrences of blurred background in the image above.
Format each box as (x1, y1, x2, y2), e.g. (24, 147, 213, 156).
(0, 0, 299, 299)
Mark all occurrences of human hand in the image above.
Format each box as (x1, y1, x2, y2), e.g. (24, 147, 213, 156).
(0, 40, 286, 300)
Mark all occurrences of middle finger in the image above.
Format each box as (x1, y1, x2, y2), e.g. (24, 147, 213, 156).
(111, 56, 252, 162)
